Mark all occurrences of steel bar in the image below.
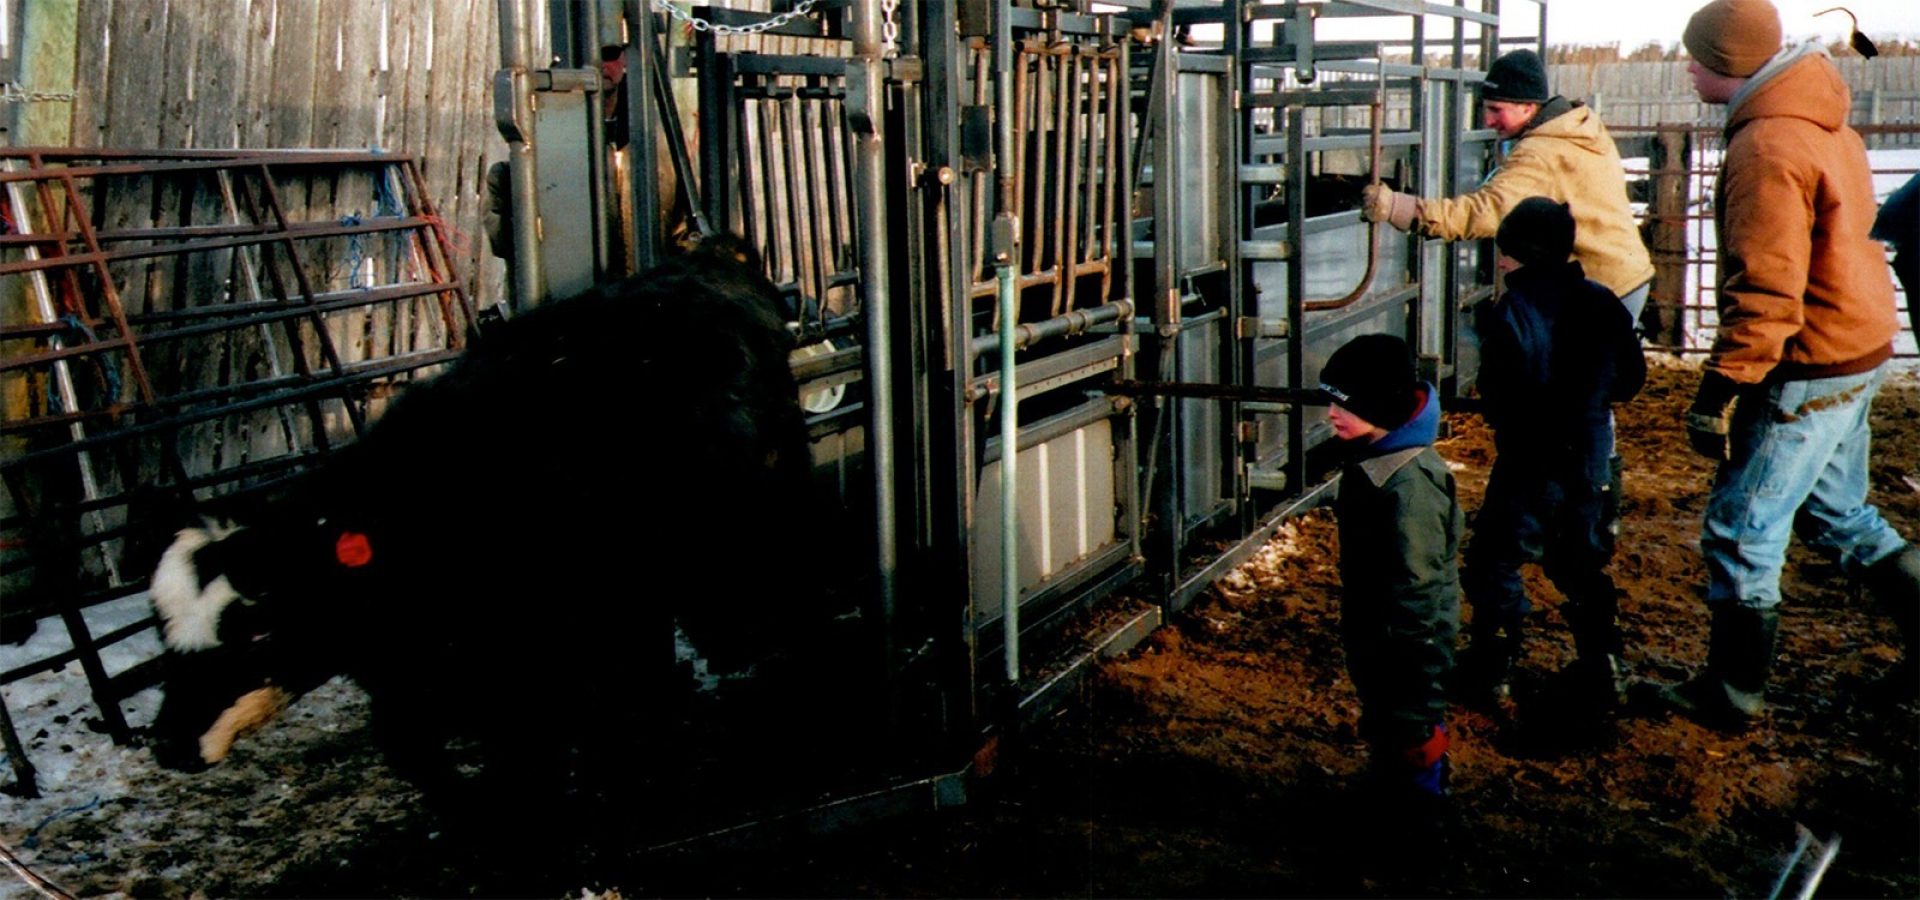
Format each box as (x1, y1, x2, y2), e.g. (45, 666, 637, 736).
(1050, 43, 1075, 317)
(967, 298, 1132, 357)
(850, 0, 899, 722)
(0, 350, 461, 474)
(497, 0, 544, 306)
(994, 0, 1021, 689)
(0, 215, 439, 277)
(1098, 379, 1329, 405)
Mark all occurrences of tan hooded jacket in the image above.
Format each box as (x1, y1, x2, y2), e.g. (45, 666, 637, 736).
(1708, 49, 1898, 384)
(1417, 102, 1655, 299)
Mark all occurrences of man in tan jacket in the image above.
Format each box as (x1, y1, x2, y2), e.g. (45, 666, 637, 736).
(1364, 49, 1655, 707)
(1363, 49, 1655, 318)
(1658, 0, 1918, 729)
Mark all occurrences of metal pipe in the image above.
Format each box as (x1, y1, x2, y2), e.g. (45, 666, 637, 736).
(625, 0, 663, 273)
(496, 0, 544, 308)
(968, 298, 1132, 357)
(997, 258, 1019, 686)
(994, 0, 1022, 688)
(850, 0, 899, 686)
(583, 0, 612, 278)
(1049, 44, 1074, 317)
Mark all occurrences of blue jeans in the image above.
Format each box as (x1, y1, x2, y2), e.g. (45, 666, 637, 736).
(1702, 364, 1910, 610)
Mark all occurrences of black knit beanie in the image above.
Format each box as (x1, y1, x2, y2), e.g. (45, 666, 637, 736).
(1481, 49, 1550, 103)
(1319, 333, 1419, 431)
(1496, 197, 1576, 268)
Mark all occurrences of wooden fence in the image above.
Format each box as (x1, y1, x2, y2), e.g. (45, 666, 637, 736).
(1548, 57, 1920, 144)
(11, 0, 508, 305)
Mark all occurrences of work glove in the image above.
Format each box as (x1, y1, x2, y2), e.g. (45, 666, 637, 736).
(1361, 183, 1420, 232)
(1685, 370, 1745, 461)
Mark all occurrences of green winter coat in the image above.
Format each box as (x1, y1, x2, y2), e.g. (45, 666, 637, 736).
(1334, 445, 1463, 748)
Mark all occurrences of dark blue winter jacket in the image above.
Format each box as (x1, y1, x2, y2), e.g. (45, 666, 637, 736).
(1474, 259, 1645, 483)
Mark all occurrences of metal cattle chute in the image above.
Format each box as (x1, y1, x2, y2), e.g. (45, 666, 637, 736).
(492, 0, 1527, 843)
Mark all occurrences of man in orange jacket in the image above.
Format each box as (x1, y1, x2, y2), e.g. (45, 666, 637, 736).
(1658, 0, 1918, 729)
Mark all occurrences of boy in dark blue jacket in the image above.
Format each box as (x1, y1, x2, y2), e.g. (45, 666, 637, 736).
(1322, 334, 1463, 807)
(1459, 197, 1647, 711)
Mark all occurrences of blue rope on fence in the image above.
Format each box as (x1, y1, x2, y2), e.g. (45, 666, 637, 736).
(42, 315, 121, 414)
(373, 169, 402, 219)
(342, 212, 368, 290)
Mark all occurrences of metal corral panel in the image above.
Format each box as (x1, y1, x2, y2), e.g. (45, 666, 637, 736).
(970, 419, 1119, 624)
(1177, 71, 1224, 273)
(1178, 313, 1228, 523)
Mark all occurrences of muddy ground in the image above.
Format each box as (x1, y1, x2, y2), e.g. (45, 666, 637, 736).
(3, 359, 1917, 898)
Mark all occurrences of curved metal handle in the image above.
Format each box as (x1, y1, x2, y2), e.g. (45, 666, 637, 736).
(1302, 92, 1388, 312)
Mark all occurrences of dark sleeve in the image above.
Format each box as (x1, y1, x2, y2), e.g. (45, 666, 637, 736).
(1473, 299, 1517, 424)
(1872, 173, 1920, 256)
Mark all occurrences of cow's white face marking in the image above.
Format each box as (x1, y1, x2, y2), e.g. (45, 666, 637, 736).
(151, 525, 244, 651)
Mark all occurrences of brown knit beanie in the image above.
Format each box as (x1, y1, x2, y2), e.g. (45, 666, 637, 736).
(1683, 0, 1783, 77)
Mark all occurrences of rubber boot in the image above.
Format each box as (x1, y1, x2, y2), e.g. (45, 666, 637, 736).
(1861, 546, 1920, 704)
(1456, 621, 1523, 707)
(1657, 605, 1779, 732)
(1561, 585, 1630, 711)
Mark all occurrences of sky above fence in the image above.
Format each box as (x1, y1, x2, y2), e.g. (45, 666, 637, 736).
(1305, 1, 1920, 50)
(1511, 0, 1920, 48)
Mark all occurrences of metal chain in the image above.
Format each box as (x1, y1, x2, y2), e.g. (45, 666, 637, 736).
(880, 0, 899, 59)
(653, 0, 818, 36)
(0, 84, 75, 104)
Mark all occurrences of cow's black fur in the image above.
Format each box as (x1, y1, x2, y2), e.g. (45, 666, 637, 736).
(146, 238, 823, 859)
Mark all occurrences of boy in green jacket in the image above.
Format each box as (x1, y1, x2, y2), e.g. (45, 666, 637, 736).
(1321, 334, 1464, 806)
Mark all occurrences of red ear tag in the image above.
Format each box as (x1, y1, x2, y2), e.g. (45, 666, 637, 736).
(335, 531, 373, 568)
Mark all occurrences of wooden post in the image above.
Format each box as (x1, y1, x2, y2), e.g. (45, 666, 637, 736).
(1645, 125, 1692, 349)
(1865, 88, 1883, 151)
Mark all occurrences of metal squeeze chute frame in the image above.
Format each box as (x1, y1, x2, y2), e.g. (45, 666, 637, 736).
(1136, 0, 1522, 614)
(491, 0, 1524, 838)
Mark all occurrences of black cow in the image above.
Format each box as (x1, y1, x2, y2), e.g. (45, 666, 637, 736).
(144, 238, 824, 861)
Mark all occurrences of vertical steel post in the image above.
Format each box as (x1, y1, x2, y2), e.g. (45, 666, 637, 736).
(582, 0, 614, 279)
(496, 0, 545, 308)
(1147, 0, 1180, 597)
(625, 0, 663, 273)
(1284, 106, 1307, 494)
(993, 0, 1021, 688)
(849, 0, 900, 689)
(920, 0, 982, 729)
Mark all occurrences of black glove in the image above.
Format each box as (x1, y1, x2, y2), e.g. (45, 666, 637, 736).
(1686, 371, 1744, 461)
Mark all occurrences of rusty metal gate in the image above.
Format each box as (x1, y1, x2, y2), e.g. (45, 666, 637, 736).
(0, 149, 474, 794)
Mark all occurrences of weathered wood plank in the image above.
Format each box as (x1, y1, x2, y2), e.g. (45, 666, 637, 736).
(103, 0, 166, 148)
(267, 0, 323, 148)
(236, 0, 277, 148)
(68, 0, 114, 147)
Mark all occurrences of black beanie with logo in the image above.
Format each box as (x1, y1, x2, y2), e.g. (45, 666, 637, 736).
(1319, 333, 1420, 431)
